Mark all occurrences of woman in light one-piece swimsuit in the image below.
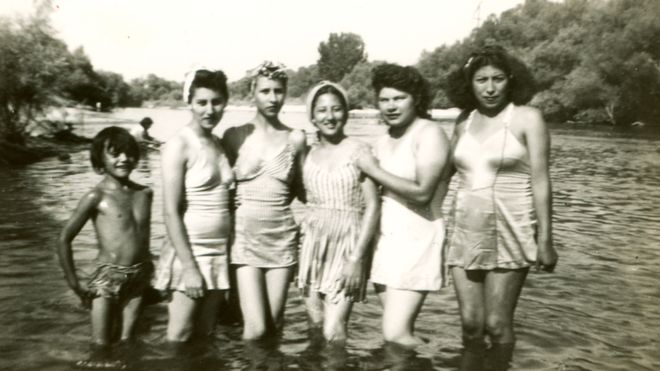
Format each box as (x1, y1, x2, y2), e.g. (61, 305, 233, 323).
(355, 64, 451, 348)
(297, 81, 380, 343)
(221, 62, 307, 340)
(443, 46, 558, 370)
(156, 68, 234, 342)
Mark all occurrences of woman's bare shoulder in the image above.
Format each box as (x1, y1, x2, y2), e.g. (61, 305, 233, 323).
(454, 110, 471, 134)
(514, 105, 546, 132)
(288, 128, 307, 152)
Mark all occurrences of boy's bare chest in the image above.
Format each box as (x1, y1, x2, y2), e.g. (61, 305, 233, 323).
(98, 191, 149, 226)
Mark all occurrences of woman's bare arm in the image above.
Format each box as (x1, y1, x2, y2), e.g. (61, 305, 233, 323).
(357, 121, 450, 205)
(524, 107, 557, 272)
(161, 136, 205, 297)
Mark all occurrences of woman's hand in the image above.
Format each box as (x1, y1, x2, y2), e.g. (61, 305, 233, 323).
(182, 265, 205, 299)
(338, 258, 364, 301)
(355, 151, 379, 175)
(536, 239, 558, 272)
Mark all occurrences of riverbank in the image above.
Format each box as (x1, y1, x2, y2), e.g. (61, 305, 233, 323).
(0, 133, 91, 167)
(3, 105, 658, 167)
(0, 107, 126, 167)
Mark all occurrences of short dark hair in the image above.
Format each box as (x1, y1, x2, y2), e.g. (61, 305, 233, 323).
(139, 117, 153, 127)
(187, 69, 229, 103)
(90, 126, 140, 172)
(371, 63, 432, 119)
(446, 45, 536, 111)
(311, 85, 348, 116)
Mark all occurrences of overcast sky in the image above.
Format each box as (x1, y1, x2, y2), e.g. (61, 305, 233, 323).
(1, 0, 525, 82)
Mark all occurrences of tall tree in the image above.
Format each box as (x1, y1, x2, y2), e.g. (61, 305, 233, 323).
(417, 0, 660, 127)
(339, 61, 383, 109)
(287, 64, 320, 98)
(317, 33, 366, 82)
(0, 9, 69, 140)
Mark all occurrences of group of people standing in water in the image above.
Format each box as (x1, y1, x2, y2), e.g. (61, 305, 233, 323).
(58, 45, 558, 370)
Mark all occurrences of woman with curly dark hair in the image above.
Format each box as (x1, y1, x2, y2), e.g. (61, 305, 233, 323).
(355, 63, 450, 347)
(444, 46, 558, 370)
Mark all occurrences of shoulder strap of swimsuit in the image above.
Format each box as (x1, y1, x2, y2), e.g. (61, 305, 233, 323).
(502, 103, 514, 129)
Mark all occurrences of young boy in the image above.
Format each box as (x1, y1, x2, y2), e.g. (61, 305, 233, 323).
(57, 126, 153, 369)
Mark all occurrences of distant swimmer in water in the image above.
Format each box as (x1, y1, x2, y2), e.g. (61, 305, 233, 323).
(130, 117, 161, 150)
(443, 45, 558, 371)
(57, 126, 153, 369)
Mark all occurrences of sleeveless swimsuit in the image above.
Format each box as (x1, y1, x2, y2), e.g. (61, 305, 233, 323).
(297, 142, 371, 302)
(155, 126, 233, 291)
(370, 121, 446, 291)
(448, 104, 538, 269)
(231, 138, 299, 268)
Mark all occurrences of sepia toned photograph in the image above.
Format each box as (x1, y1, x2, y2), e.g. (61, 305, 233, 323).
(1, 0, 658, 370)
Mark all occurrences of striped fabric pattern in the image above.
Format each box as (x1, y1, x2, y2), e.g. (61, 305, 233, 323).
(231, 143, 299, 267)
(297, 144, 369, 302)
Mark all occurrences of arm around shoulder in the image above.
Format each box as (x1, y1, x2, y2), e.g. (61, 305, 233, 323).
(355, 121, 450, 205)
(410, 121, 451, 204)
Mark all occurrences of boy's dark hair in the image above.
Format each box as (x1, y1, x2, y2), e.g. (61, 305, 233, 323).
(187, 69, 229, 103)
(139, 117, 153, 127)
(445, 45, 536, 111)
(371, 63, 432, 119)
(90, 126, 140, 172)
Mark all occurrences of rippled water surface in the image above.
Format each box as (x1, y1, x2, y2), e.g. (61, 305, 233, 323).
(1, 108, 659, 370)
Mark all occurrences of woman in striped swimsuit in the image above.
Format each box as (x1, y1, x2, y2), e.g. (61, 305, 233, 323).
(221, 62, 307, 340)
(297, 81, 380, 343)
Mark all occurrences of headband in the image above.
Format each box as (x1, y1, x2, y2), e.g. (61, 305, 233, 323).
(305, 81, 349, 121)
(182, 65, 212, 103)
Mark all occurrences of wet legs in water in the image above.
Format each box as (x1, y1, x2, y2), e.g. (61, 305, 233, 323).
(236, 265, 293, 340)
(166, 290, 226, 342)
(451, 267, 528, 371)
(76, 295, 143, 369)
(374, 283, 428, 348)
(304, 291, 353, 344)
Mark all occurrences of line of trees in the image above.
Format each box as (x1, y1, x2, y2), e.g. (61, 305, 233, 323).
(2, 0, 658, 142)
(232, 0, 660, 128)
(229, 32, 370, 107)
(417, 0, 660, 127)
(0, 4, 182, 140)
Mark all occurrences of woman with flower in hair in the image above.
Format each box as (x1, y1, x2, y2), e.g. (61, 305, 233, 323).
(221, 61, 307, 340)
(355, 63, 451, 347)
(155, 68, 234, 343)
(444, 45, 558, 370)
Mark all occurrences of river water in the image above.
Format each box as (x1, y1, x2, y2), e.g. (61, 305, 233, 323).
(1, 107, 658, 370)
